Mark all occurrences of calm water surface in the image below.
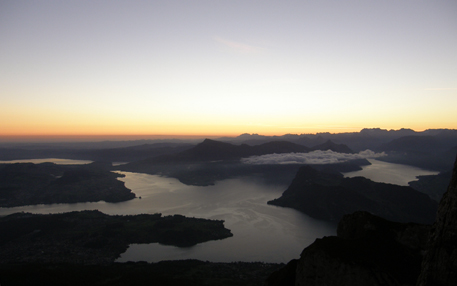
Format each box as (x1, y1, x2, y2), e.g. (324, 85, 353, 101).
(343, 159, 439, 185)
(0, 172, 335, 263)
(0, 158, 437, 263)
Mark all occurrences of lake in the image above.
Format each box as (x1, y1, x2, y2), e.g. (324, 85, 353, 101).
(343, 158, 439, 186)
(0, 158, 438, 263)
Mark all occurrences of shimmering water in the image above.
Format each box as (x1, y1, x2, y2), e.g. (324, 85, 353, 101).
(0, 172, 335, 263)
(343, 159, 439, 186)
(0, 158, 438, 263)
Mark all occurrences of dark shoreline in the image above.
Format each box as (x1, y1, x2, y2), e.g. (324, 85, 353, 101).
(0, 210, 233, 265)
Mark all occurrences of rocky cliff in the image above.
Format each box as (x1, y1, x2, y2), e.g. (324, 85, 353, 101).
(293, 212, 429, 286)
(267, 155, 457, 286)
(416, 156, 457, 286)
(267, 211, 431, 286)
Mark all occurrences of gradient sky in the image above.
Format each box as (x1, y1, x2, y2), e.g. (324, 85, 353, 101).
(1, 0, 456, 139)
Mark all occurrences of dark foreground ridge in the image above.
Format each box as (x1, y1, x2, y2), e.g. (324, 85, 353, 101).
(268, 155, 457, 286)
(0, 210, 233, 264)
(0, 260, 283, 286)
(268, 211, 430, 286)
(0, 162, 135, 207)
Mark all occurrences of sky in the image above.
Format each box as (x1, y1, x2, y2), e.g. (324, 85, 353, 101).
(1, 0, 456, 140)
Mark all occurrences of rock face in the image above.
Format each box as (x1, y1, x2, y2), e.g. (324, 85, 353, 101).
(294, 212, 429, 286)
(416, 157, 457, 286)
(267, 155, 457, 286)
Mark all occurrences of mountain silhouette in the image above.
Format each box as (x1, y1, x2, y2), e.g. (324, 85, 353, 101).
(136, 139, 311, 163)
(268, 165, 437, 224)
(311, 140, 353, 153)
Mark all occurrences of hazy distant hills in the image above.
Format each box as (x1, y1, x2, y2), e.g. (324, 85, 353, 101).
(118, 139, 358, 186)
(121, 139, 358, 165)
(149, 139, 313, 162)
(311, 140, 353, 153)
(375, 134, 457, 171)
(0, 143, 194, 163)
(221, 128, 457, 152)
(1, 128, 456, 172)
(378, 135, 457, 153)
(220, 128, 457, 171)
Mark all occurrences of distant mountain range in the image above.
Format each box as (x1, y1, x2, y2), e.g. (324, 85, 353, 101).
(117, 139, 360, 186)
(120, 139, 357, 168)
(1, 128, 456, 172)
(220, 128, 457, 152)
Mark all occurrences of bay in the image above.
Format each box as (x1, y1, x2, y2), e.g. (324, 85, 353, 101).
(343, 159, 439, 185)
(0, 157, 439, 263)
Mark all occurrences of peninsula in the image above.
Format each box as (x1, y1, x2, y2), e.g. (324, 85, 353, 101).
(0, 210, 233, 264)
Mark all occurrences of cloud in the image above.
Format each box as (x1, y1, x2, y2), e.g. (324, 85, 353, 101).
(214, 37, 263, 53)
(241, 149, 386, 165)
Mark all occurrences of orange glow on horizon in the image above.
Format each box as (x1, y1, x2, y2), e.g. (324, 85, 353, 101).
(1, 123, 456, 142)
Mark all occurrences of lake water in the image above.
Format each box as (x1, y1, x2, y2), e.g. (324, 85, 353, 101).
(343, 159, 439, 186)
(0, 158, 438, 263)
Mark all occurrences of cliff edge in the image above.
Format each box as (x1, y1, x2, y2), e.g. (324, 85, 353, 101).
(268, 155, 457, 286)
(416, 156, 457, 286)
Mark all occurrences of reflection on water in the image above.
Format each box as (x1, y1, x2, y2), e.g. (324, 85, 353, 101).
(0, 171, 336, 263)
(343, 159, 439, 186)
(0, 158, 438, 263)
(115, 173, 336, 263)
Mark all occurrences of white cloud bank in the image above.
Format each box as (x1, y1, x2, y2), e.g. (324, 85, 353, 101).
(241, 150, 386, 165)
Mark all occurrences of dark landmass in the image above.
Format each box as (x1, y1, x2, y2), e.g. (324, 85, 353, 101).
(0, 210, 233, 264)
(120, 160, 298, 186)
(0, 260, 282, 286)
(117, 139, 361, 186)
(377, 150, 456, 172)
(267, 211, 430, 286)
(377, 145, 457, 172)
(417, 155, 457, 286)
(0, 142, 194, 163)
(376, 134, 457, 171)
(172, 160, 368, 187)
(222, 129, 457, 171)
(0, 138, 199, 150)
(409, 170, 453, 202)
(118, 139, 312, 186)
(268, 155, 457, 286)
(147, 139, 312, 163)
(118, 158, 367, 187)
(311, 139, 354, 153)
(222, 128, 455, 151)
(268, 165, 437, 224)
(378, 135, 455, 153)
(0, 162, 135, 207)
(312, 158, 370, 173)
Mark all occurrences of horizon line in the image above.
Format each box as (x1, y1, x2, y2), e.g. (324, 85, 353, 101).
(0, 127, 455, 143)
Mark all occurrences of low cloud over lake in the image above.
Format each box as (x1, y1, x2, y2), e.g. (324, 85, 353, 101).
(241, 150, 386, 165)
